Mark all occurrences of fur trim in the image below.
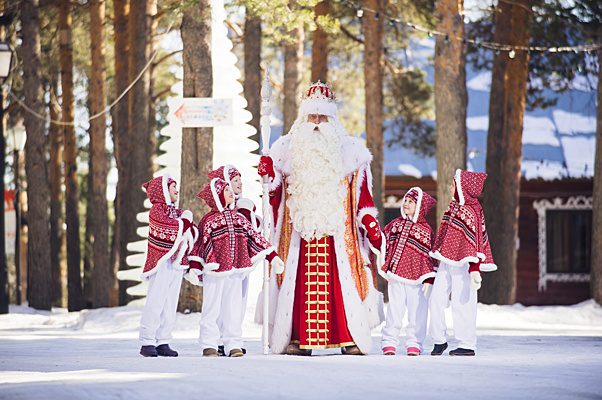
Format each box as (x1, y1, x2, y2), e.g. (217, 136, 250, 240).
(454, 169, 465, 206)
(141, 217, 189, 279)
(400, 187, 423, 223)
(299, 98, 337, 117)
(378, 269, 436, 285)
(200, 259, 220, 272)
(367, 232, 387, 269)
(357, 206, 378, 225)
(251, 246, 276, 265)
(188, 255, 203, 263)
(480, 263, 498, 272)
(210, 178, 225, 212)
(429, 250, 480, 268)
(162, 175, 173, 205)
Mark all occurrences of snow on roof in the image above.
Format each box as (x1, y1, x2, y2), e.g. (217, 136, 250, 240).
(384, 39, 597, 181)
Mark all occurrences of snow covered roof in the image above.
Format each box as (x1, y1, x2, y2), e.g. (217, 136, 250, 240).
(383, 38, 597, 181)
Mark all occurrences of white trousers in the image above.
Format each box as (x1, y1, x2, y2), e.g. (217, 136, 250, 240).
(381, 280, 428, 351)
(199, 274, 243, 353)
(428, 262, 478, 349)
(139, 261, 184, 346)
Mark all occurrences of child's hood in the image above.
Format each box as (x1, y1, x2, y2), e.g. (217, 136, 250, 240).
(454, 169, 487, 205)
(142, 175, 176, 205)
(401, 187, 436, 223)
(197, 178, 232, 212)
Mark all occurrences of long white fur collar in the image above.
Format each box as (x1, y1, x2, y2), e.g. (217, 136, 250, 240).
(269, 134, 372, 178)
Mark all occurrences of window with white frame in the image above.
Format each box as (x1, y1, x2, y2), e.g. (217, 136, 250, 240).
(533, 196, 592, 291)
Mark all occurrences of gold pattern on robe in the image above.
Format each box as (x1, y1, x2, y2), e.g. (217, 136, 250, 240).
(343, 173, 369, 301)
(303, 237, 331, 348)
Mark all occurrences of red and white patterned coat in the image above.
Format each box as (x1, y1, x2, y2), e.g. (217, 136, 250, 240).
(380, 187, 437, 284)
(186, 178, 276, 285)
(429, 169, 497, 272)
(141, 175, 198, 279)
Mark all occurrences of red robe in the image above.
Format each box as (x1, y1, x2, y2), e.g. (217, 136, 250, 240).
(263, 135, 384, 354)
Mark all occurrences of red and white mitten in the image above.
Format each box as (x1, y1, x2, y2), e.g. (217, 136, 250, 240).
(258, 155, 275, 179)
(361, 214, 382, 249)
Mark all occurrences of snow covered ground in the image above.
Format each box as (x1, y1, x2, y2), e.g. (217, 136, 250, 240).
(1, 301, 602, 400)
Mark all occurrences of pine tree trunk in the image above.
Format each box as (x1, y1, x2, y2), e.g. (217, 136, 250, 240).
(59, 0, 83, 311)
(590, 27, 602, 305)
(243, 11, 261, 145)
(111, 0, 130, 305)
(434, 0, 467, 224)
(21, 0, 53, 311)
(147, 0, 157, 163)
(178, 1, 213, 313)
(480, 0, 531, 305)
(125, 0, 153, 304)
(88, 0, 111, 308)
(83, 169, 93, 307)
(311, 0, 329, 83)
(48, 74, 63, 307)
(363, 0, 384, 220)
(283, 23, 304, 134)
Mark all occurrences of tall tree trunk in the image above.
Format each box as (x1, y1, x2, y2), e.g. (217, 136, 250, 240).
(59, 0, 83, 311)
(311, 0, 329, 83)
(434, 0, 468, 223)
(147, 0, 157, 163)
(0, 4, 6, 314)
(283, 23, 304, 134)
(243, 11, 261, 145)
(125, 0, 153, 304)
(480, 0, 531, 305)
(178, 0, 213, 313)
(83, 168, 93, 307)
(48, 72, 64, 307)
(111, 0, 130, 305)
(363, 0, 384, 220)
(589, 27, 602, 305)
(89, 0, 111, 308)
(21, 0, 53, 311)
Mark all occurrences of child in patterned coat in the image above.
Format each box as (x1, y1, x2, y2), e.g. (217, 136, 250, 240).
(428, 169, 497, 356)
(139, 175, 198, 357)
(380, 187, 437, 356)
(187, 178, 284, 357)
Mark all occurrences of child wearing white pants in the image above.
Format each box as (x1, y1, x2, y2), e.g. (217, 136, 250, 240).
(379, 187, 437, 356)
(187, 177, 284, 357)
(428, 262, 477, 351)
(207, 165, 262, 356)
(199, 274, 244, 354)
(140, 260, 184, 348)
(428, 169, 497, 356)
(138, 175, 198, 358)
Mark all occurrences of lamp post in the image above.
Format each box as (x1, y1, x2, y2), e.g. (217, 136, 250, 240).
(0, 39, 13, 314)
(6, 122, 25, 305)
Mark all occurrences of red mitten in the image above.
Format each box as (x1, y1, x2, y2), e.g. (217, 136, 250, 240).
(189, 260, 202, 271)
(182, 218, 194, 234)
(468, 261, 481, 273)
(258, 155, 275, 179)
(266, 251, 278, 262)
(361, 214, 382, 248)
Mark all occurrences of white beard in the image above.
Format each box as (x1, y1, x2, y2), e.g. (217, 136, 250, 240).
(287, 121, 347, 241)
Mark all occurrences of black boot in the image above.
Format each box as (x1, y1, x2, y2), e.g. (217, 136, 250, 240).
(218, 345, 225, 357)
(156, 344, 178, 357)
(449, 348, 475, 356)
(140, 345, 158, 357)
(431, 342, 448, 356)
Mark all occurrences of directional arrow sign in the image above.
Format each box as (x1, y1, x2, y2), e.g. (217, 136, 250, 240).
(168, 98, 233, 127)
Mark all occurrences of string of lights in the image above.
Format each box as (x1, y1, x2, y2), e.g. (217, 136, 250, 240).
(339, 0, 602, 55)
